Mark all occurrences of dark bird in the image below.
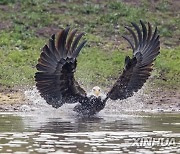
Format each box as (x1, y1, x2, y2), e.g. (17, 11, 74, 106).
(35, 21, 160, 116)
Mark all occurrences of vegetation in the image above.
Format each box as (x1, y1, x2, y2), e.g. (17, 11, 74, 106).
(0, 0, 179, 89)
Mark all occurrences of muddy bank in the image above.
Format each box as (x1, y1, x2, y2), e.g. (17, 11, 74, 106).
(0, 87, 180, 113)
(143, 88, 180, 112)
(0, 90, 25, 111)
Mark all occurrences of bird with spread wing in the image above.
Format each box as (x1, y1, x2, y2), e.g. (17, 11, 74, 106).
(35, 21, 160, 115)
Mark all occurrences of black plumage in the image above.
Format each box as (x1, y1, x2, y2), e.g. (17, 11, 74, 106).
(35, 21, 160, 115)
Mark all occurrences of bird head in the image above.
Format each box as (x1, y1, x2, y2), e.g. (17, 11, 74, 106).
(92, 86, 101, 97)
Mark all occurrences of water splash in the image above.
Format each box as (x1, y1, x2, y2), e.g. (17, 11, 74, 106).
(103, 87, 149, 115)
(23, 86, 151, 115)
(24, 86, 47, 107)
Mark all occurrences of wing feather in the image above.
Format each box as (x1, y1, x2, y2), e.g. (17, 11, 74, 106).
(35, 27, 87, 108)
(107, 21, 160, 100)
(125, 26, 138, 50)
(71, 32, 85, 55)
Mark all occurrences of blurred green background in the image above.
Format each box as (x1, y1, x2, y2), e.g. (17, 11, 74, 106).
(0, 0, 179, 90)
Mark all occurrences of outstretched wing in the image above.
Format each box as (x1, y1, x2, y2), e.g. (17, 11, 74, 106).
(35, 27, 87, 108)
(107, 21, 160, 100)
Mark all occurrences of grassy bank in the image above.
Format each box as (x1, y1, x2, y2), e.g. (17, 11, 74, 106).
(0, 0, 179, 89)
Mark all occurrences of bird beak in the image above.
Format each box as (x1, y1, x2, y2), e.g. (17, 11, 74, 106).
(94, 90, 100, 97)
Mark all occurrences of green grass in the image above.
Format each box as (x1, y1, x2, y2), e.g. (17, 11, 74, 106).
(154, 46, 180, 88)
(76, 47, 127, 88)
(0, 0, 179, 89)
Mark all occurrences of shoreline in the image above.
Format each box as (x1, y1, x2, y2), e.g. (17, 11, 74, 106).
(0, 86, 179, 113)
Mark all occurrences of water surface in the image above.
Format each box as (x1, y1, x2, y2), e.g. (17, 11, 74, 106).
(0, 109, 180, 153)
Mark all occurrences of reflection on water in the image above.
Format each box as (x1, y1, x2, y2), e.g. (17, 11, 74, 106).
(0, 109, 180, 153)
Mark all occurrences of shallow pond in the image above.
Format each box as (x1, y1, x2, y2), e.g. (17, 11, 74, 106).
(0, 107, 180, 154)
